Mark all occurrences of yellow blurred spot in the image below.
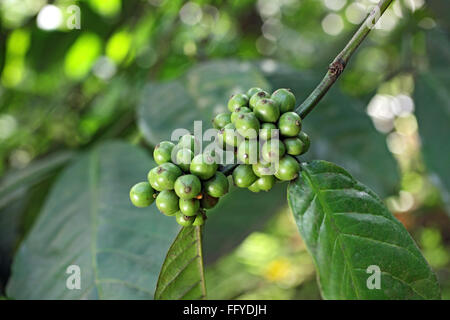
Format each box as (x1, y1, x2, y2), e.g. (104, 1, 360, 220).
(263, 258, 292, 282)
(8, 29, 30, 55)
(106, 31, 132, 63)
(1, 57, 24, 87)
(89, 0, 121, 17)
(394, 114, 418, 136)
(183, 41, 197, 56)
(64, 33, 102, 80)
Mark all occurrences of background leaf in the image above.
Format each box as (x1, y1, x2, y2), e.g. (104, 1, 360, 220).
(415, 71, 450, 213)
(6, 141, 179, 299)
(138, 60, 270, 146)
(288, 160, 441, 299)
(155, 226, 206, 300)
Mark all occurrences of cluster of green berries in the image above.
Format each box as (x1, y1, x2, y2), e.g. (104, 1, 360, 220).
(129, 87, 310, 227)
(129, 134, 228, 227)
(214, 87, 310, 193)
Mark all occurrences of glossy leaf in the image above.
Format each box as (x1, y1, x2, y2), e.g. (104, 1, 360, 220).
(7, 141, 179, 299)
(155, 226, 206, 300)
(288, 160, 441, 299)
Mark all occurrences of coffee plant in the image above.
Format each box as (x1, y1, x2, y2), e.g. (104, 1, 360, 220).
(3, 0, 446, 300)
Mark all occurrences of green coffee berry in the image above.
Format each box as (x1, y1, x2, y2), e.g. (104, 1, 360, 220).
(227, 93, 249, 112)
(254, 98, 280, 123)
(232, 164, 258, 188)
(249, 90, 270, 109)
(235, 112, 260, 139)
(275, 155, 300, 181)
(246, 87, 263, 99)
(148, 162, 182, 191)
(201, 193, 219, 209)
(204, 172, 229, 198)
(252, 161, 274, 177)
(259, 123, 278, 141)
(174, 174, 202, 199)
(248, 181, 260, 193)
(176, 148, 194, 172)
(255, 175, 275, 192)
(261, 139, 286, 163)
(237, 139, 260, 164)
(192, 214, 205, 226)
(298, 131, 310, 154)
(175, 211, 194, 227)
(217, 123, 243, 148)
(271, 88, 296, 113)
(278, 112, 302, 137)
(156, 190, 179, 216)
(179, 198, 200, 216)
(190, 154, 218, 180)
(129, 182, 155, 207)
(177, 134, 199, 153)
(231, 106, 251, 123)
(213, 112, 232, 129)
(153, 141, 175, 165)
(284, 137, 304, 156)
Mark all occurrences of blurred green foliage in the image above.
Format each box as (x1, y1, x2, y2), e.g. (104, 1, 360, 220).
(0, 0, 449, 299)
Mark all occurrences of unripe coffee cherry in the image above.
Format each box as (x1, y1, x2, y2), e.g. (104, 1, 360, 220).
(190, 154, 218, 180)
(278, 112, 302, 137)
(232, 164, 258, 188)
(254, 98, 280, 123)
(235, 112, 260, 139)
(248, 181, 260, 193)
(153, 141, 175, 165)
(148, 162, 182, 191)
(175, 211, 194, 227)
(261, 139, 286, 163)
(259, 123, 278, 141)
(271, 88, 296, 113)
(192, 214, 205, 226)
(298, 131, 310, 154)
(284, 137, 304, 156)
(179, 198, 200, 216)
(204, 172, 229, 198)
(177, 134, 199, 153)
(231, 106, 251, 123)
(252, 161, 274, 177)
(201, 193, 219, 209)
(218, 123, 243, 148)
(249, 90, 270, 109)
(174, 174, 202, 199)
(129, 182, 155, 207)
(176, 148, 194, 172)
(213, 112, 232, 129)
(254, 175, 275, 192)
(275, 155, 300, 181)
(237, 139, 259, 164)
(156, 190, 179, 216)
(246, 87, 264, 99)
(228, 93, 249, 112)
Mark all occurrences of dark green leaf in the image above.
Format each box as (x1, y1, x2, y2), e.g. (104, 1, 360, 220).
(155, 226, 206, 300)
(288, 160, 441, 299)
(415, 71, 450, 212)
(6, 141, 179, 299)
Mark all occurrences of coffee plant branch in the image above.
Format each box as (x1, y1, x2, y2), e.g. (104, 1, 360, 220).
(219, 0, 394, 176)
(296, 0, 394, 118)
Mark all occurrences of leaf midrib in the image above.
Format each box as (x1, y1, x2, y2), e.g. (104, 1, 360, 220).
(301, 168, 362, 299)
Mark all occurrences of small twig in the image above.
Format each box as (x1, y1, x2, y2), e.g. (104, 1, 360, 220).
(296, 0, 394, 119)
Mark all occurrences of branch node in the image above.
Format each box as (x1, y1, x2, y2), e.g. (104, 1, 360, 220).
(329, 58, 346, 78)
